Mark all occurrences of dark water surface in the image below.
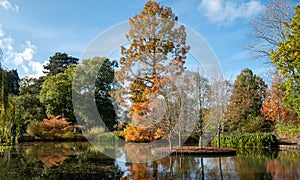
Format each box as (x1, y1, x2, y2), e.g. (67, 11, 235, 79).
(0, 142, 299, 179)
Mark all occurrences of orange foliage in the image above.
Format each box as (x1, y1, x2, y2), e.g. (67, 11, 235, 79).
(122, 125, 165, 143)
(26, 143, 86, 168)
(131, 163, 153, 180)
(261, 71, 296, 124)
(40, 114, 83, 139)
(265, 159, 299, 180)
(41, 114, 72, 134)
(39, 154, 68, 168)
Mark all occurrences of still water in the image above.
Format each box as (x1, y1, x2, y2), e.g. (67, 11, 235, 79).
(0, 142, 299, 179)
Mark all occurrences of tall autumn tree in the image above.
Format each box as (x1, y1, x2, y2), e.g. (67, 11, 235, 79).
(114, 1, 189, 127)
(225, 68, 267, 133)
(270, 5, 300, 118)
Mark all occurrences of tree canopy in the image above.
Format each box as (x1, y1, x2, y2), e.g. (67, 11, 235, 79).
(72, 57, 118, 131)
(43, 52, 79, 76)
(225, 68, 267, 132)
(20, 76, 45, 95)
(95, 58, 118, 131)
(40, 66, 75, 122)
(270, 5, 300, 118)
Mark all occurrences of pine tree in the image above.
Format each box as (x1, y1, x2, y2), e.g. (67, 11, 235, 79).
(43, 52, 79, 76)
(225, 68, 267, 132)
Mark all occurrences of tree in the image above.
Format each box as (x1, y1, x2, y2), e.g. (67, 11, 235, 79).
(20, 76, 45, 95)
(261, 71, 297, 126)
(73, 57, 119, 131)
(270, 5, 300, 118)
(9, 94, 46, 136)
(6, 69, 20, 95)
(188, 71, 210, 148)
(0, 67, 20, 143)
(95, 58, 118, 131)
(114, 1, 189, 128)
(225, 68, 267, 133)
(0, 68, 20, 96)
(247, 0, 295, 62)
(207, 76, 232, 148)
(40, 66, 75, 122)
(43, 52, 79, 76)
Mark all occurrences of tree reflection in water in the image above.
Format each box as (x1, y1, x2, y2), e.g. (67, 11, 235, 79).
(122, 148, 300, 180)
(0, 143, 299, 179)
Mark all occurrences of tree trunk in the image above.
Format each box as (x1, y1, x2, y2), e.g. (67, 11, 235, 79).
(218, 120, 221, 148)
(199, 134, 202, 149)
(169, 131, 172, 151)
(200, 157, 204, 180)
(178, 129, 181, 146)
(219, 156, 223, 180)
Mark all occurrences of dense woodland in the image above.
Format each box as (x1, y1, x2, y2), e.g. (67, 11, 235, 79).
(0, 1, 299, 147)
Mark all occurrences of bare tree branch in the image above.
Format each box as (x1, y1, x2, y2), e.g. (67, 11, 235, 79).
(246, 0, 296, 63)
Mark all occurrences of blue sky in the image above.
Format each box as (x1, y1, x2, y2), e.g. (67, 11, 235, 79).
(0, 0, 271, 79)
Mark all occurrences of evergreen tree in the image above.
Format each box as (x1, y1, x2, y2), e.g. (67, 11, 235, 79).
(225, 68, 267, 133)
(95, 58, 118, 131)
(43, 52, 79, 76)
(73, 57, 119, 131)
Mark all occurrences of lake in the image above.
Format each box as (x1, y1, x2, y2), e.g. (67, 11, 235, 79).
(0, 142, 299, 179)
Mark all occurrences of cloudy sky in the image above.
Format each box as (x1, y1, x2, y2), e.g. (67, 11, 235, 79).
(0, 0, 270, 78)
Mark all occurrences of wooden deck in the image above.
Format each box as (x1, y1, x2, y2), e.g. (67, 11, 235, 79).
(152, 146, 236, 156)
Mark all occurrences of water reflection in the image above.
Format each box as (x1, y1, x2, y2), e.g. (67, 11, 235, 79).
(0, 142, 123, 179)
(0, 143, 299, 179)
(121, 149, 300, 179)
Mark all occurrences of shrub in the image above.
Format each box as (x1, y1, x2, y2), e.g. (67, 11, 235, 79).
(95, 132, 119, 142)
(85, 126, 105, 140)
(212, 133, 278, 148)
(26, 114, 83, 140)
(26, 120, 43, 137)
(60, 131, 76, 140)
(275, 123, 300, 138)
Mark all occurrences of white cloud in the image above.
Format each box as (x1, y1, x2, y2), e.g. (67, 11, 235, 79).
(0, 24, 45, 77)
(2, 40, 36, 67)
(0, 0, 19, 12)
(28, 60, 47, 78)
(14, 41, 36, 64)
(198, 0, 264, 25)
